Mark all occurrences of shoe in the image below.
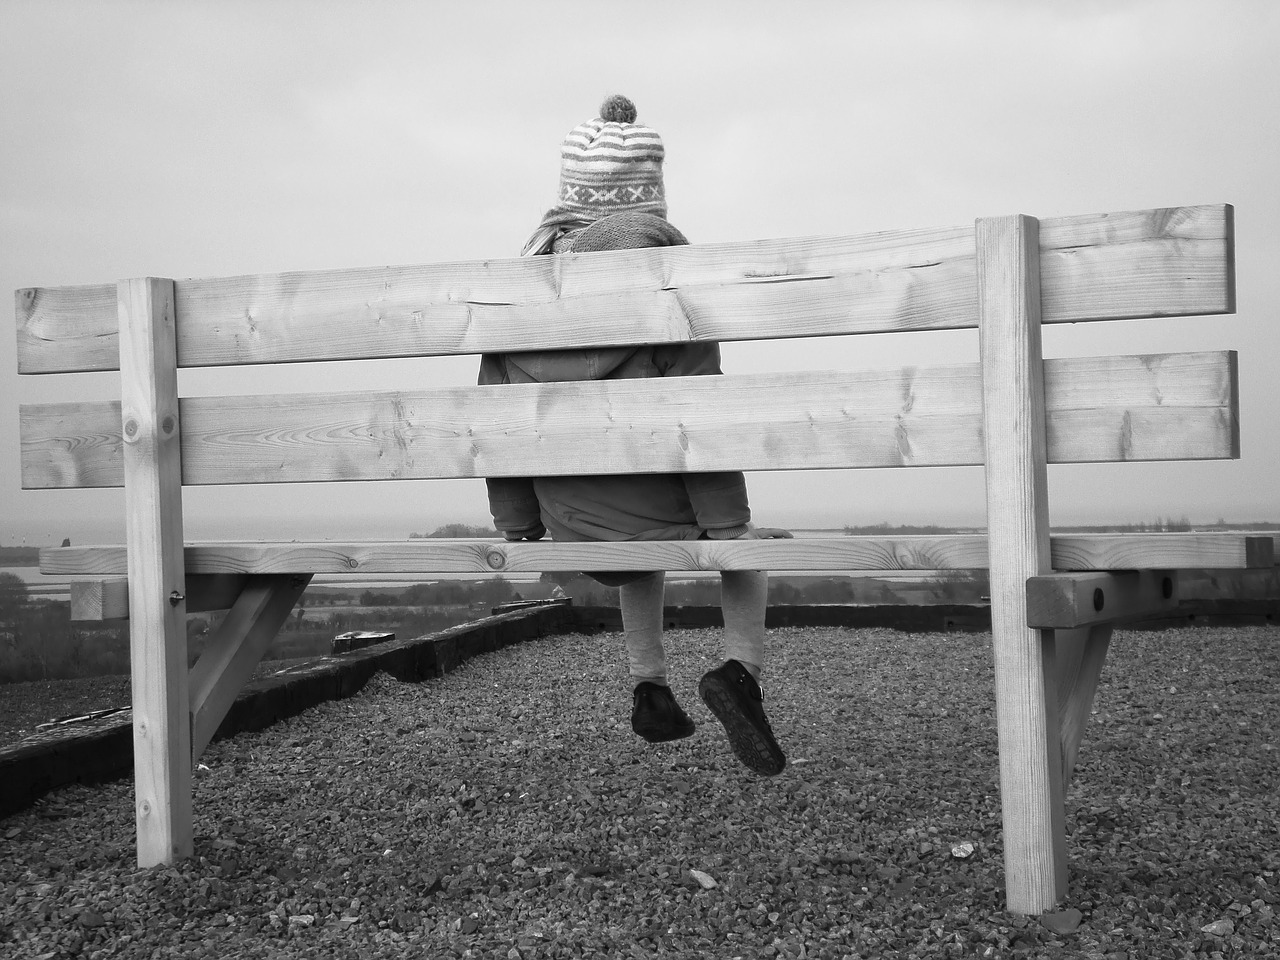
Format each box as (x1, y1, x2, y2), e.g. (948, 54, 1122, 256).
(631, 682, 696, 743)
(698, 660, 786, 776)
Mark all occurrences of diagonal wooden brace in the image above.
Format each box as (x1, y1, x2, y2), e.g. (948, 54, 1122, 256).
(1053, 625, 1113, 785)
(189, 573, 312, 759)
(1027, 572, 1179, 786)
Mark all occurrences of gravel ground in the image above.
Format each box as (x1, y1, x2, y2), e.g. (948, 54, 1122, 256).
(0, 676, 132, 745)
(1, 624, 1277, 959)
(0, 657, 317, 746)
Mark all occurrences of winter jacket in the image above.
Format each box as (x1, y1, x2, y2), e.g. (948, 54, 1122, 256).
(479, 213, 751, 544)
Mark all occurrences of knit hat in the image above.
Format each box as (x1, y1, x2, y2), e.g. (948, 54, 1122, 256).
(556, 95, 666, 221)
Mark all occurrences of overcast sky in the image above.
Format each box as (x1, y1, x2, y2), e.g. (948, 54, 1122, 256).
(3, 0, 1278, 546)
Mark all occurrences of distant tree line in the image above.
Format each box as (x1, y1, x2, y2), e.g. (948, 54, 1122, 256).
(841, 523, 974, 536)
(357, 577, 519, 608)
(841, 518, 1280, 535)
(1055, 517, 1280, 533)
(408, 524, 499, 539)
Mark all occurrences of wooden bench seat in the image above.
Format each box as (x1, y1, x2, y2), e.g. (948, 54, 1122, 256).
(15, 203, 1245, 913)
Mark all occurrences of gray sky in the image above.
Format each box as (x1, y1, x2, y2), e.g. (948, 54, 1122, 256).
(3, 0, 1278, 546)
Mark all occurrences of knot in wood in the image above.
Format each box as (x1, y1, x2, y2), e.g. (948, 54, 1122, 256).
(485, 547, 507, 570)
(124, 419, 139, 438)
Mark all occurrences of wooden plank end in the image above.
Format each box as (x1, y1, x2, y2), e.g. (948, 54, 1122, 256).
(1223, 203, 1236, 315)
(70, 580, 130, 622)
(1027, 570, 1179, 629)
(1244, 536, 1275, 569)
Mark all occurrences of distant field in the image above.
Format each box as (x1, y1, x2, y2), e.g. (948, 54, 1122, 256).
(0, 547, 41, 567)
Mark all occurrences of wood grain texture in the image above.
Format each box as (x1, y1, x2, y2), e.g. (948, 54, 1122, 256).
(15, 283, 119, 373)
(189, 574, 311, 758)
(1038, 205, 1234, 322)
(19, 350, 1239, 489)
(36, 532, 1271, 577)
(69, 579, 130, 622)
(117, 277, 192, 867)
(16, 205, 1232, 373)
(1051, 532, 1272, 569)
(1054, 625, 1113, 785)
(69, 574, 252, 621)
(20, 400, 124, 488)
(1025, 570, 1179, 629)
(977, 214, 1067, 913)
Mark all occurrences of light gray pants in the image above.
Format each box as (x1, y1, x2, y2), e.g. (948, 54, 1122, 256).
(621, 570, 767, 685)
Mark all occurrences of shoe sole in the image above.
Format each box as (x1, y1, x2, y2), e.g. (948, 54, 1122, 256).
(698, 674, 786, 776)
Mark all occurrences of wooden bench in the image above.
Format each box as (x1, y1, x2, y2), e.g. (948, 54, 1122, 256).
(16, 203, 1265, 914)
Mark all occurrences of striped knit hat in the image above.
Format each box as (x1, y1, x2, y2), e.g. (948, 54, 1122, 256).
(556, 95, 666, 220)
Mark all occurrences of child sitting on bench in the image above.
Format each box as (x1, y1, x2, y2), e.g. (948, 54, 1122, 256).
(480, 95, 791, 776)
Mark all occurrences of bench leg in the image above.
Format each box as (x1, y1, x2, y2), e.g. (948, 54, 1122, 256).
(119, 277, 190, 868)
(190, 574, 312, 758)
(989, 614, 1069, 913)
(977, 214, 1068, 913)
(1055, 625, 1113, 785)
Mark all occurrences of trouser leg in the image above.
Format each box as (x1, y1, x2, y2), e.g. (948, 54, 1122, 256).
(721, 570, 768, 678)
(620, 572, 667, 684)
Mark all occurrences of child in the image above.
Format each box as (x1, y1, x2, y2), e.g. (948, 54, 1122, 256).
(479, 95, 791, 776)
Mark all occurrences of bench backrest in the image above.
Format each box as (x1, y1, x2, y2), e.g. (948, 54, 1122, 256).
(11, 204, 1251, 911)
(18, 204, 1237, 491)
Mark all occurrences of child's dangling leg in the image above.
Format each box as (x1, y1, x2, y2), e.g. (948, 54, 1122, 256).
(720, 569, 767, 678)
(620, 572, 694, 742)
(698, 569, 786, 775)
(620, 572, 667, 684)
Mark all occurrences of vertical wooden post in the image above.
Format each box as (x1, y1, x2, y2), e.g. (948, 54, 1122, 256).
(977, 216, 1067, 913)
(118, 277, 191, 867)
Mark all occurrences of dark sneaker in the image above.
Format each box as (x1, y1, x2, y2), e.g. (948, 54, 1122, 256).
(698, 660, 786, 776)
(631, 682, 696, 743)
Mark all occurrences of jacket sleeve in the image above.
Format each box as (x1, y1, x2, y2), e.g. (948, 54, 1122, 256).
(653, 341, 725, 378)
(485, 478, 546, 539)
(478, 353, 545, 539)
(683, 471, 751, 533)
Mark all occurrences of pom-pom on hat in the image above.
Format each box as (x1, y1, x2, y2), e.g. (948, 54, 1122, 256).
(556, 95, 666, 221)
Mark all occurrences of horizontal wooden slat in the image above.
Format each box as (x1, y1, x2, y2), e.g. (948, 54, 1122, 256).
(1051, 532, 1273, 570)
(1025, 570, 1180, 629)
(1037, 204, 1234, 323)
(19, 350, 1238, 489)
(1044, 350, 1238, 462)
(39, 531, 1272, 577)
(16, 205, 1233, 373)
(40, 537, 988, 576)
